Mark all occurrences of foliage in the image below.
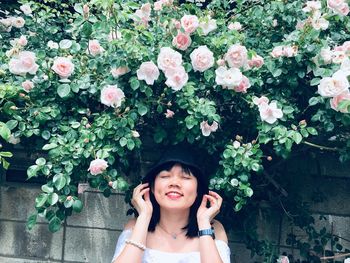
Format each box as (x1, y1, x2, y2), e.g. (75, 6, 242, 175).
(1, 0, 350, 261)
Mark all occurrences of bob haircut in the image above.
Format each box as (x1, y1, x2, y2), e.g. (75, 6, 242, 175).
(143, 161, 208, 238)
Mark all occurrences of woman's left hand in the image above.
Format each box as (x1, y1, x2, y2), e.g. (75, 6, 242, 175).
(196, 191, 223, 228)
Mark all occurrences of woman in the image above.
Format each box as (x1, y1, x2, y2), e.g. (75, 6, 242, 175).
(111, 145, 231, 263)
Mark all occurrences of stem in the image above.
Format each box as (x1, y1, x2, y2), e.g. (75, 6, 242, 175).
(302, 141, 338, 151)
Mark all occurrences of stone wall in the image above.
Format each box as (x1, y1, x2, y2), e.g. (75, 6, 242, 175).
(0, 152, 350, 262)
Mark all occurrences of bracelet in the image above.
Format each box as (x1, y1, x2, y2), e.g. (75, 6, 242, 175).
(125, 239, 146, 251)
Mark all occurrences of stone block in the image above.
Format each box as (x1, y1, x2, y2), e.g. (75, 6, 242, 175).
(64, 227, 119, 263)
(279, 214, 350, 252)
(0, 185, 40, 221)
(0, 220, 63, 260)
(317, 154, 350, 178)
(230, 242, 264, 263)
(66, 192, 132, 230)
(0, 256, 61, 263)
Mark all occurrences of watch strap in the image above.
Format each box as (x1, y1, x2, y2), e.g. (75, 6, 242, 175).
(198, 228, 215, 239)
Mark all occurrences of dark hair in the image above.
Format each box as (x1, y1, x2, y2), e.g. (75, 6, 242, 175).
(144, 161, 208, 238)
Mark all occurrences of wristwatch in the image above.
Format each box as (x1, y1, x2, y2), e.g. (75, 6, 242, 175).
(198, 228, 215, 239)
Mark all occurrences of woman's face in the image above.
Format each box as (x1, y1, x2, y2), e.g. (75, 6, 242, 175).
(153, 163, 198, 211)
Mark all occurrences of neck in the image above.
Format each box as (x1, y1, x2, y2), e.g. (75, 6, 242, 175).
(158, 208, 190, 232)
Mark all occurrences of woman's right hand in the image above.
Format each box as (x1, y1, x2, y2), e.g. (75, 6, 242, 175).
(131, 183, 153, 218)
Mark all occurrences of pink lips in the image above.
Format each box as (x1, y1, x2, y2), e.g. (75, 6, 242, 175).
(166, 191, 183, 200)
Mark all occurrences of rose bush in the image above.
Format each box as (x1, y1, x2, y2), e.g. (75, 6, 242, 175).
(1, 0, 350, 261)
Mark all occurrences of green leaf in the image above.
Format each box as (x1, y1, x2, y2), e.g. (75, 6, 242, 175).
(57, 84, 71, 98)
(48, 193, 59, 205)
(272, 68, 282, 77)
(48, 217, 62, 232)
(307, 127, 318, 135)
(310, 78, 320, 86)
(0, 152, 13, 158)
(36, 157, 46, 166)
(26, 214, 37, 230)
(137, 104, 148, 116)
(27, 165, 39, 179)
(41, 130, 51, 140)
(0, 122, 11, 141)
(6, 120, 18, 130)
(82, 22, 92, 37)
(41, 184, 54, 193)
(283, 106, 294, 114)
(119, 137, 127, 147)
(127, 139, 135, 150)
(72, 199, 83, 213)
(42, 143, 58, 150)
(292, 132, 303, 144)
(35, 193, 48, 208)
(309, 97, 320, 106)
(130, 77, 140, 90)
(53, 173, 67, 191)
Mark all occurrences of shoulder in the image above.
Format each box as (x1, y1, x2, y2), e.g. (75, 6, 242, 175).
(212, 219, 228, 243)
(124, 218, 136, 230)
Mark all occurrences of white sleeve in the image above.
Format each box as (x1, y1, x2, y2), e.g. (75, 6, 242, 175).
(215, 240, 231, 263)
(111, 229, 132, 263)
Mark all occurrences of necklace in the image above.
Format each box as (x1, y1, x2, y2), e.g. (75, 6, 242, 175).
(157, 223, 186, 239)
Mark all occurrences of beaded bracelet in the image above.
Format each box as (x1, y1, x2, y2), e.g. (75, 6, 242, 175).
(125, 239, 146, 251)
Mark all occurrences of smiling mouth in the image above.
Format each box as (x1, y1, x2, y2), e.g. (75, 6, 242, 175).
(166, 191, 183, 199)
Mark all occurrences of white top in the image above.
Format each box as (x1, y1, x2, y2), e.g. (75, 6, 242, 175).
(111, 229, 231, 263)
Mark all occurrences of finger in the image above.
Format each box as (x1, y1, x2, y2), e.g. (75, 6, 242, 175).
(205, 194, 219, 208)
(199, 195, 208, 208)
(133, 183, 149, 194)
(209, 191, 223, 207)
(144, 189, 150, 202)
(138, 187, 150, 199)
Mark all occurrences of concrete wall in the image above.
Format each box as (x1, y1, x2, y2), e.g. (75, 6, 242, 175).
(0, 152, 350, 262)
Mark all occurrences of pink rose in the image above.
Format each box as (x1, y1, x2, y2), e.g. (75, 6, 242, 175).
(136, 61, 160, 85)
(278, 256, 290, 263)
(248, 54, 264, 68)
(172, 32, 192, 51)
(320, 47, 333, 64)
(216, 59, 226, 66)
(51, 57, 74, 79)
(132, 130, 140, 138)
(283, 46, 298, 57)
(12, 17, 25, 28)
(165, 109, 175, 118)
(311, 12, 329, 30)
(133, 3, 151, 26)
(341, 41, 350, 54)
(253, 96, 269, 106)
(9, 51, 39, 75)
(190, 45, 214, 72)
(17, 35, 27, 46)
(224, 44, 248, 68)
(21, 80, 34, 92)
(215, 66, 243, 89)
(100, 85, 125, 108)
(200, 121, 218, 136)
(332, 50, 346, 64)
(88, 159, 108, 175)
(318, 70, 349, 97)
(271, 46, 284, 58)
(173, 19, 181, 30)
(164, 66, 188, 91)
(20, 4, 32, 15)
(259, 101, 283, 124)
(154, 1, 163, 11)
(83, 4, 90, 19)
(111, 66, 130, 78)
(296, 20, 306, 30)
(180, 15, 199, 34)
(234, 75, 251, 93)
(330, 91, 350, 113)
(87, 40, 104, 56)
(302, 1, 322, 12)
(157, 47, 183, 72)
(228, 22, 242, 31)
(327, 0, 345, 9)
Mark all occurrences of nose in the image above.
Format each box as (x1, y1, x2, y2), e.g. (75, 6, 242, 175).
(168, 176, 181, 188)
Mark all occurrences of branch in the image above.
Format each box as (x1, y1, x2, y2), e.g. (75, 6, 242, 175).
(302, 141, 338, 152)
(320, 252, 350, 260)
